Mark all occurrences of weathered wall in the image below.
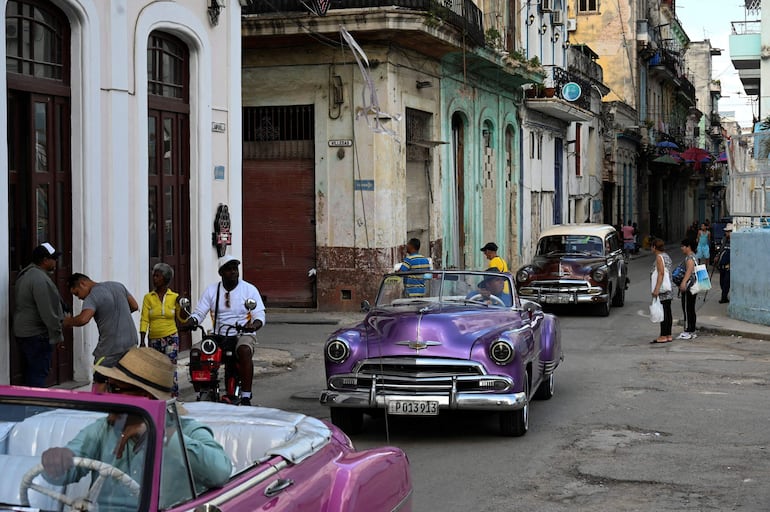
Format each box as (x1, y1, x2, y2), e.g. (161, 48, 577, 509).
(243, 45, 444, 311)
(728, 229, 770, 326)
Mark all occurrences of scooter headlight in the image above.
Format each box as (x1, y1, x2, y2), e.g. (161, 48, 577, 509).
(201, 338, 218, 356)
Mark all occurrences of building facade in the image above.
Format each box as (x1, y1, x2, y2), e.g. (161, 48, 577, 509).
(241, 0, 539, 309)
(2, 0, 244, 385)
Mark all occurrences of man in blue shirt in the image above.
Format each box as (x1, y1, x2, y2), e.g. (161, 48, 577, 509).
(398, 238, 431, 297)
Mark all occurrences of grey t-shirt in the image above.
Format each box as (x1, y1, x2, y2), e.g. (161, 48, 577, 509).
(82, 281, 138, 364)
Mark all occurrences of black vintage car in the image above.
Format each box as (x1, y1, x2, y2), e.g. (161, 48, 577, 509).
(515, 224, 629, 316)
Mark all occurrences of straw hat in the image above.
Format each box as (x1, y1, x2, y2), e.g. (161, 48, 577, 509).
(96, 347, 179, 404)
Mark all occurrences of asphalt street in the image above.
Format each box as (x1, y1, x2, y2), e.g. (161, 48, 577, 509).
(207, 248, 770, 512)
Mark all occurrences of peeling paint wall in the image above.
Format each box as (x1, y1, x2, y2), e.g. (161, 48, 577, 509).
(243, 44, 444, 310)
(440, 60, 522, 272)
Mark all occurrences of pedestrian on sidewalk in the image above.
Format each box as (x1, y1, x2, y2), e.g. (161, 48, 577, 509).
(716, 223, 732, 303)
(676, 239, 698, 340)
(64, 273, 139, 392)
(650, 239, 674, 343)
(695, 223, 711, 265)
(139, 262, 180, 397)
(13, 243, 66, 387)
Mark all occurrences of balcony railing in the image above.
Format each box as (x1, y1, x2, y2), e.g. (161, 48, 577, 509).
(244, 0, 484, 46)
(552, 66, 591, 111)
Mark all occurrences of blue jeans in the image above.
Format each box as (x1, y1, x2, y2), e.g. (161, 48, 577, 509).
(17, 334, 53, 387)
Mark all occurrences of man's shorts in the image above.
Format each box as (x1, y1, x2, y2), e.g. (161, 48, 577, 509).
(208, 334, 258, 356)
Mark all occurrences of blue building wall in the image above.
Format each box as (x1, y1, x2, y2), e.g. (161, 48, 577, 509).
(729, 229, 770, 326)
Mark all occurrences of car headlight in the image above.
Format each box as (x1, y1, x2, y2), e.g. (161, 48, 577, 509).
(592, 267, 607, 281)
(516, 269, 531, 283)
(489, 340, 514, 365)
(325, 339, 350, 363)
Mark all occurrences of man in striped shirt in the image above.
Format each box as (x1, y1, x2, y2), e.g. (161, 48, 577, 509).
(398, 238, 432, 297)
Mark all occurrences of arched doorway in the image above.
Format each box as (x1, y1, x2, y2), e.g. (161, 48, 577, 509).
(6, 0, 73, 385)
(146, 31, 192, 348)
(450, 112, 467, 269)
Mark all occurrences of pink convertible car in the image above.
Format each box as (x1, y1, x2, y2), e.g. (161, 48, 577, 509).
(0, 386, 411, 511)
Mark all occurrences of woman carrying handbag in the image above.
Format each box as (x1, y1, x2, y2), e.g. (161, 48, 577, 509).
(650, 239, 674, 344)
(676, 239, 699, 340)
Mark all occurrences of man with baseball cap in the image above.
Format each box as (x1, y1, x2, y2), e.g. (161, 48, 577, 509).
(186, 254, 266, 405)
(41, 347, 232, 509)
(13, 242, 65, 387)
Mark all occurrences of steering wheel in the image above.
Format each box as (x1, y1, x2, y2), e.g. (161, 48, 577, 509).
(468, 293, 506, 306)
(20, 456, 140, 511)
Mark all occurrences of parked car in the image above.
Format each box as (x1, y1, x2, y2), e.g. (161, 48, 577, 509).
(320, 269, 563, 437)
(515, 223, 629, 316)
(0, 386, 411, 512)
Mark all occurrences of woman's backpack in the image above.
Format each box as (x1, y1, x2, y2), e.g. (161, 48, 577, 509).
(672, 260, 687, 286)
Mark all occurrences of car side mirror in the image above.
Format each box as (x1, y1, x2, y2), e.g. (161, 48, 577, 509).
(360, 300, 371, 313)
(522, 300, 539, 321)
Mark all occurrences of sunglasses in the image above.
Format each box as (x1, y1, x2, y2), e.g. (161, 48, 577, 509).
(225, 291, 230, 308)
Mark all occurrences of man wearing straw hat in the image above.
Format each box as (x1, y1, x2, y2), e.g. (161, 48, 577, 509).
(41, 347, 232, 509)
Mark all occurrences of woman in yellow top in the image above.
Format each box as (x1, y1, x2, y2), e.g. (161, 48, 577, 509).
(139, 262, 180, 396)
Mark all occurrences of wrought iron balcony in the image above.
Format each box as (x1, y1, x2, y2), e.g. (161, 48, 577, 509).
(243, 0, 484, 46)
(552, 67, 591, 112)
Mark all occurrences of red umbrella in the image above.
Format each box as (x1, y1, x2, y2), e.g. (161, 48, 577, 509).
(680, 147, 711, 163)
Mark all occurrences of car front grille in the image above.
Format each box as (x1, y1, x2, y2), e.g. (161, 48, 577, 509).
(328, 357, 511, 394)
(528, 279, 589, 292)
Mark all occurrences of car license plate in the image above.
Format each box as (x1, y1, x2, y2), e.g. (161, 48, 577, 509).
(545, 293, 572, 304)
(387, 400, 439, 416)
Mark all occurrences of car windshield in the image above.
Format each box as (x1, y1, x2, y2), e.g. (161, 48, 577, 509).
(537, 235, 604, 256)
(375, 270, 515, 308)
(0, 396, 195, 512)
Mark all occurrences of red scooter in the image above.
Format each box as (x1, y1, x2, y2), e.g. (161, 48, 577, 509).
(178, 297, 257, 404)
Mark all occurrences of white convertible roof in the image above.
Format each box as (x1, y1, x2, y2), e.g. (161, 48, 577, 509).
(537, 223, 617, 239)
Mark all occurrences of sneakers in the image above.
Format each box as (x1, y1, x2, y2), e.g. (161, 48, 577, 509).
(719, 299, 729, 304)
(239, 397, 252, 406)
(676, 331, 697, 340)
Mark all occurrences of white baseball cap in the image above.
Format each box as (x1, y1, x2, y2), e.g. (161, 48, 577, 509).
(218, 254, 241, 270)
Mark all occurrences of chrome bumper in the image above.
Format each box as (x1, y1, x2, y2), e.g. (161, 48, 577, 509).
(518, 287, 608, 305)
(320, 389, 527, 411)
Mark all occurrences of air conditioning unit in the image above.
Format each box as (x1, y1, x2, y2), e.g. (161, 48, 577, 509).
(636, 19, 649, 43)
(551, 10, 564, 26)
(540, 0, 554, 13)
(566, 18, 577, 31)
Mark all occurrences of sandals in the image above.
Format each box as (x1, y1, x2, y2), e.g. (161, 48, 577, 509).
(650, 338, 672, 344)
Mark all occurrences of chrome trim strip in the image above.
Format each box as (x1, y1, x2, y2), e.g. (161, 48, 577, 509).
(199, 460, 288, 506)
(391, 487, 414, 512)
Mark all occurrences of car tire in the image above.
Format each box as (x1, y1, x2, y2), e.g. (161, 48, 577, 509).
(534, 372, 554, 400)
(330, 407, 364, 435)
(611, 282, 625, 307)
(500, 370, 529, 437)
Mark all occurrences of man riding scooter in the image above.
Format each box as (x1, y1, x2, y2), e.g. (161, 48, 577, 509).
(183, 255, 265, 405)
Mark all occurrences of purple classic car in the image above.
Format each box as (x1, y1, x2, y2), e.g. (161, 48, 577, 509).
(0, 386, 411, 511)
(320, 270, 563, 437)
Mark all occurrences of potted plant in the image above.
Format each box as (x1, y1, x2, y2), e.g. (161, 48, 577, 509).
(525, 86, 537, 98)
